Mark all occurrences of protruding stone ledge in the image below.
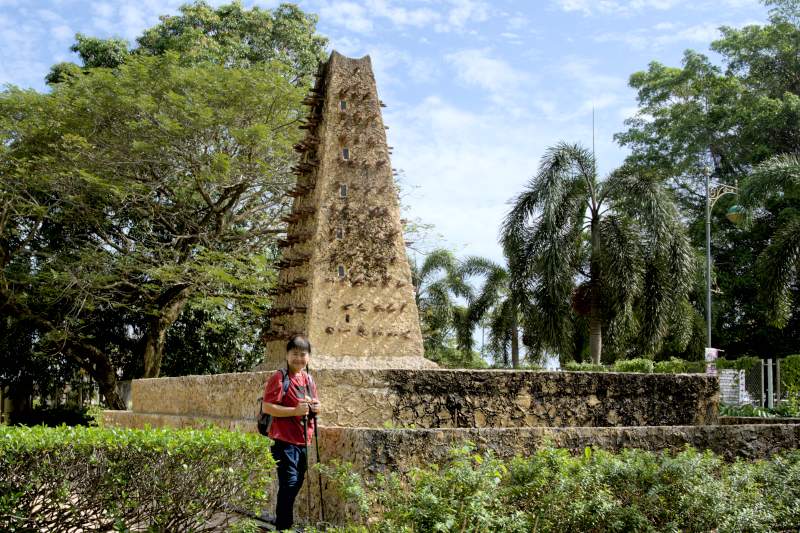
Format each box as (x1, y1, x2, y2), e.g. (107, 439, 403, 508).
(125, 369, 718, 428)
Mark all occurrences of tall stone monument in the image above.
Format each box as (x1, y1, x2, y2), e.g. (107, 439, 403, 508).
(257, 51, 435, 370)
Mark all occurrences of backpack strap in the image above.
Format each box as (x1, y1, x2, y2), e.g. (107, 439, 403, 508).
(276, 368, 291, 403)
(303, 370, 316, 399)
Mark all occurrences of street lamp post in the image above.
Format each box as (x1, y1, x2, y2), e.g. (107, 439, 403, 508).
(704, 166, 739, 349)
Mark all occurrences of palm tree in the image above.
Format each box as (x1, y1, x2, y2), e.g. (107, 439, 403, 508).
(460, 256, 527, 368)
(741, 153, 800, 327)
(502, 142, 694, 364)
(410, 249, 473, 364)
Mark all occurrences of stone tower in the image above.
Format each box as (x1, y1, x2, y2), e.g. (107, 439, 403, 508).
(258, 52, 435, 370)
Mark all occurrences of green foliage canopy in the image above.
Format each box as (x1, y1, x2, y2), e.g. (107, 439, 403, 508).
(1, 53, 303, 406)
(616, 0, 800, 357)
(502, 143, 694, 364)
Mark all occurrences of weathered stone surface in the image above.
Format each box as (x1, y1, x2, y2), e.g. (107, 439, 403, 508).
(257, 51, 429, 370)
(127, 369, 719, 428)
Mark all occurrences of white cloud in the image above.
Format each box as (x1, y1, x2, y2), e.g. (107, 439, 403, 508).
(364, 0, 440, 27)
(445, 48, 531, 106)
(555, 0, 758, 15)
(446, 0, 489, 27)
(595, 21, 724, 48)
(386, 97, 545, 259)
(506, 14, 529, 31)
(500, 32, 523, 44)
(52, 24, 73, 41)
(365, 46, 440, 96)
(318, 1, 374, 34)
(433, 0, 490, 32)
(384, 93, 626, 262)
(94, 2, 114, 19)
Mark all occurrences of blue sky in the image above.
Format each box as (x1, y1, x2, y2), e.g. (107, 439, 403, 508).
(0, 0, 769, 264)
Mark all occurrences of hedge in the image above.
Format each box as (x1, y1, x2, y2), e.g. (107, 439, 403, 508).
(0, 425, 275, 532)
(563, 357, 705, 374)
(781, 354, 800, 392)
(323, 444, 800, 532)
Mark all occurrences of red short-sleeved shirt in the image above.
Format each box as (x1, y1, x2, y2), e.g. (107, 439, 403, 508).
(263, 369, 317, 446)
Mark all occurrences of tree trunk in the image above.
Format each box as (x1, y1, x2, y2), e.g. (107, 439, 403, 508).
(511, 312, 520, 369)
(94, 359, 126, 410)
(64, 344, 126, 410)
(142, 284, 192, 378)
(589, 217, 603, 365)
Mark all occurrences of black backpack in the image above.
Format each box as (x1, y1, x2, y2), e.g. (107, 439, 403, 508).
(257, 369, 291, 436)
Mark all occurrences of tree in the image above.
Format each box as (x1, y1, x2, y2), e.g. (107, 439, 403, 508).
(502, 143, 694, 364)
(46, 1, 327, 85)
(616, 0, 800, 357)
(2, 2, 326, 408)
(410, 249, 475, 366)
(1, 53, 302, 407)
(460, 256, 528, 368)
(741, 154, 800, 327)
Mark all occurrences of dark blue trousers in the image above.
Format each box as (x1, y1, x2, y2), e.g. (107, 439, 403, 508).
(272, 439, 307, 531)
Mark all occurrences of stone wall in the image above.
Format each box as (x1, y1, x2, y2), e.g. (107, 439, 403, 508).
(124, 369, 720, 429)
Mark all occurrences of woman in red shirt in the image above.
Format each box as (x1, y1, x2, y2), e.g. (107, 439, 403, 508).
(262, 334, 320, 531)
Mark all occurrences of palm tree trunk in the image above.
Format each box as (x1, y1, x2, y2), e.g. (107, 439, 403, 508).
(589, 218, 602, 365)
(511, 312, 520, 369)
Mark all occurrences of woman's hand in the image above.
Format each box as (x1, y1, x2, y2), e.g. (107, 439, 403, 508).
(309, 399, 321, 414)
(292, 402, 310, 417)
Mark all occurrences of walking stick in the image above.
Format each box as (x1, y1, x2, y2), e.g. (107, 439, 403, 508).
(313, 414, 326, 524)
(303, 413, 311, 525)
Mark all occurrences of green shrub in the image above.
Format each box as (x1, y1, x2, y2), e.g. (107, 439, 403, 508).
(716, 356, 761, 372)
(563, 358, 705, 374)
(781, 354, 800, 391)
(0, 425, 274, 532)
(562, 361, 608, 372)
(613, 358, 654, 373)
(653, 357, 705, 374)
(324, 444, 800, 532)
(720, 404, 777, 418)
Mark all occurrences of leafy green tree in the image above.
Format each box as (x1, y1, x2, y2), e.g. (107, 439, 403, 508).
(2, 2, 326, 408)
(616, 0, 800, 356)
(502, 143, 694, 364)
(1, 53, 301, 407)
(46, 1, 327, 85)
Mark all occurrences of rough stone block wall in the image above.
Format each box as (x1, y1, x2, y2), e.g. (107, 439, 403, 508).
(125, 369, 720, 429)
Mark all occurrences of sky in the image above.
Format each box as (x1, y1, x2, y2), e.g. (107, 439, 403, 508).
(0, 0, 771, 265)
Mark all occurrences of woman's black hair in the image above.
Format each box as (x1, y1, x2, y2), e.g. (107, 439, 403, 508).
(286, 334, 312, 354)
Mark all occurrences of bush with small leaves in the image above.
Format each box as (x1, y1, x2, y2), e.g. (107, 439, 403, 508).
(323, 443, 800, 532)
(563, 361, 608, 372)
(0, 425, 274, 532)
(613, 358, 654, 373)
